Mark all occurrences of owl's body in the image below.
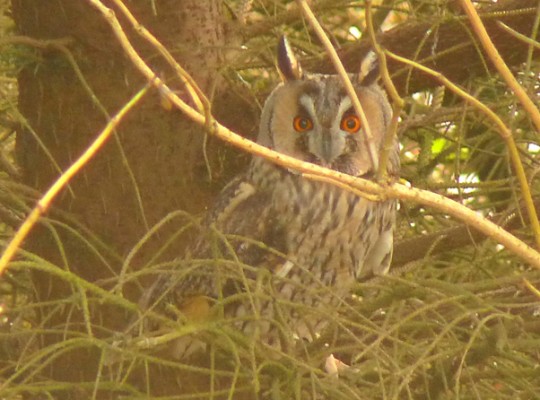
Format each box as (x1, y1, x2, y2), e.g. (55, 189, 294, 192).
(140, 38, 399, 355)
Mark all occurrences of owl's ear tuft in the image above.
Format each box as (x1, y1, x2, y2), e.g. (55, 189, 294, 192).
(277, 36, 303, 81)
(358, 51, 380, 86)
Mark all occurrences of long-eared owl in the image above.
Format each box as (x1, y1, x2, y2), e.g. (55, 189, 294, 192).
(139, 37, 400, 357)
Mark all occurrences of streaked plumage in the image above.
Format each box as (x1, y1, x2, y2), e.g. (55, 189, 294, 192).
(139, 37, 400, 357)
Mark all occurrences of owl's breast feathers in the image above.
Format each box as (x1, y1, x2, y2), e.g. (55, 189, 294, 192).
(138, 158, 395, 353)
(199, 159, 395, 294)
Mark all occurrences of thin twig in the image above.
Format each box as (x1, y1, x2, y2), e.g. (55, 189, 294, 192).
(0, 87, 148, 277)
(460, 0, 540, 132)
(459, 0, 540, 249)
(523, 277, 540, 299)
(296, 0, 380, 173)
(111, 0, 209, 114)
(497, 21, 540, 50)
(365, 0, 404, 180)
(385, 49, 540, 250)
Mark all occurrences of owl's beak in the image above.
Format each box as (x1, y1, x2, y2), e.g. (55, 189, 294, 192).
(313, 130, 341, 167)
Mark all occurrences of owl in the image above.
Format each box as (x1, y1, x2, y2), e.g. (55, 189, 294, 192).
(138, 37, 400, 358)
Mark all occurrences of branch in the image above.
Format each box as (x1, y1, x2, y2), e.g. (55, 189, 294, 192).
(312, 0, 539, 93)
(0, 88, 148, 277)
(392, 198, 540, 268)
(458, 0, 540, 249)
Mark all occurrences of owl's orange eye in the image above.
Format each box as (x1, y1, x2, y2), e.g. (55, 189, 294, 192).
(293, 116, 313, 132)
(340, 114, 361, 134)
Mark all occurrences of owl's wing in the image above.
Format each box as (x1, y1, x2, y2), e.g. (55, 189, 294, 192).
(361, 201, 396, 278)
(198, 174, 288, 274)
(363, 227, 393, 276)
(137, 174, 286, 324)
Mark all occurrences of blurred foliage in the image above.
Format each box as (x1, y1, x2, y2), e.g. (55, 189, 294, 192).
(1, 0, 540, 399)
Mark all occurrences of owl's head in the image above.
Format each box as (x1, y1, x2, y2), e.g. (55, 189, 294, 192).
(258, 37, 397, 177)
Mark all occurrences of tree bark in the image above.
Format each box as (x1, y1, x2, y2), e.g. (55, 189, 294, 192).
(11, 0, 242, 397)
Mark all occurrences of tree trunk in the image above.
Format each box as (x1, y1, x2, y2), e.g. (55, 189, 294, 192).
(12, 1, 246, 397)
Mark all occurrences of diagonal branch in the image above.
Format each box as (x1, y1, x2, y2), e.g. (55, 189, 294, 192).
(392, 198, 540, 268)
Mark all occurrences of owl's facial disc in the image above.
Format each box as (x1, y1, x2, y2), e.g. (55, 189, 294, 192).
(296, 94, 358, 168)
